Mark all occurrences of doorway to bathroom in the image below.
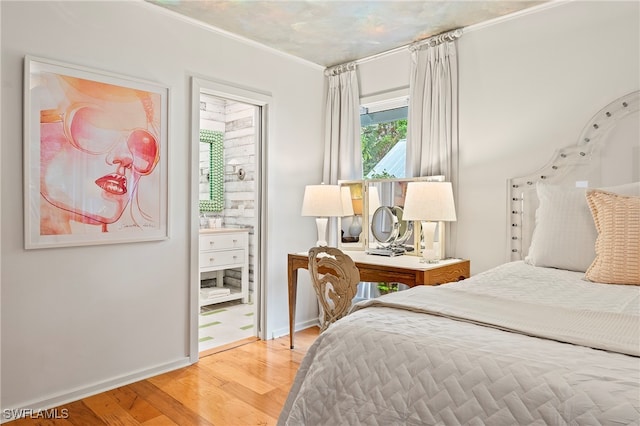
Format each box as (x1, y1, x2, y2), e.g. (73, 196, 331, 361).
(190, 77, 269, 359)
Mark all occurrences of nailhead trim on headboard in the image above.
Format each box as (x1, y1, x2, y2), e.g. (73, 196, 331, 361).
(506, 91, 640, 262)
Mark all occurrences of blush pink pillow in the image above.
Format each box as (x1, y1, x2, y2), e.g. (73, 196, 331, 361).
(585, 189, 640, 285)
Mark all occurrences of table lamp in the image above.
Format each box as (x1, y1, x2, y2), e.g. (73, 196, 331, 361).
(301, 184, 343, 246)
(402, 181, 457, 262)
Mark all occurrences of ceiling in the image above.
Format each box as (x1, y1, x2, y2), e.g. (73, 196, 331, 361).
(146, 1, 546, 68)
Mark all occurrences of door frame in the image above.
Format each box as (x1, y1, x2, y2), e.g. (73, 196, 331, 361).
(189, 77, 271, 363)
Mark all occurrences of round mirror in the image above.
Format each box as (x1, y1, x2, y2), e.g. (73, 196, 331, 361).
(371, 206, 413, 245)
(371, 206, 398, 244)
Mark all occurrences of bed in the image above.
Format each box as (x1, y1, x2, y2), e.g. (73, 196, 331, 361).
(278, 91, 640, 425)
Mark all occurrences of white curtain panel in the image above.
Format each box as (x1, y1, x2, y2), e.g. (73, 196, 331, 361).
(406, 40, 459, 258)
(406, 41, 459, 182)
(323, 64, 362, 184)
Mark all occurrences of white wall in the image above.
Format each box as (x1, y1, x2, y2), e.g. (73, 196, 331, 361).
(457, 0, 639, 273)
(1, 0, 324, 414)
(357, 0, 640, 274)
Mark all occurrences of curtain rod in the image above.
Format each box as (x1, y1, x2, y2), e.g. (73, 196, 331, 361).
(325, 62, 356, 76)
(353, 28, 463, 66)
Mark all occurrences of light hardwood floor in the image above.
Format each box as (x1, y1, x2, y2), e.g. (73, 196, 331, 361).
(8, 328, 320, 425)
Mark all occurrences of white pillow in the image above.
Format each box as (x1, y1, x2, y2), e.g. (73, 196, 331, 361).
(525, 181, 639, 272)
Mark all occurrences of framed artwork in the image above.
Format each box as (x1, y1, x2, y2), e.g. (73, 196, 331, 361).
(24, 56, 169, 249)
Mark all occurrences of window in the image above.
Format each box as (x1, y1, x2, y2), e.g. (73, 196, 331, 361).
(360, 97, 408, 179)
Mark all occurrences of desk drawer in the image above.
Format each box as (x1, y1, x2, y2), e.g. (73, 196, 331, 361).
(424, 261, 470, 285)
(200, 249, 245, 269)
(200, 233, 246, 250)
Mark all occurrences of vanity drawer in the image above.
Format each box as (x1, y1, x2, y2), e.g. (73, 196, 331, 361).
(200, 249, 245, 269)
(200, 233, 247, 250)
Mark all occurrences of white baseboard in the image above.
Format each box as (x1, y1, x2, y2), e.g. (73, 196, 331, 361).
(271, 318, 319, 340)
(1, 357, 191, 424)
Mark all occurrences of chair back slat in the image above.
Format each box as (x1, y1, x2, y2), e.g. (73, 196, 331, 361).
(308, 247, 360, 332)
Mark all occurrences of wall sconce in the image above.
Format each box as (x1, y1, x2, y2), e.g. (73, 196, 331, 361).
(226, 158, 246, 180)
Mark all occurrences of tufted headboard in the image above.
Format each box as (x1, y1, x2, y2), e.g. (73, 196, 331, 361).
(507, 90, 640, 261)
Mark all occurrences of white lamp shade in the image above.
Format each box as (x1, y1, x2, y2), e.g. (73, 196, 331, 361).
(301, 184, 343, 217)
(402, 181, 457, 222)
(340, 186, 355, 216)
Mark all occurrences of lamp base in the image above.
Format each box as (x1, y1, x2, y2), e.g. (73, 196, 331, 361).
(420, 221, 440, 263)
(348, 215, 362, 238)
(315, 217, 328, 247)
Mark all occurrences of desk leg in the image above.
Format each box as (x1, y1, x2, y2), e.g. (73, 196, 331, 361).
(288, 262, 298, 349)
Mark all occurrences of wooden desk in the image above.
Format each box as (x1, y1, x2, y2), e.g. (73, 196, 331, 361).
(288, 252, 470, 348)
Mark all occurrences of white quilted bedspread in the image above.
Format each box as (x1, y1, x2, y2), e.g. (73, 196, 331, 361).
(279, 262, 640, 425)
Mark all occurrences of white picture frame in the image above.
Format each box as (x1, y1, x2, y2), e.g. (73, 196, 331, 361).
(24, 56, 169, 249)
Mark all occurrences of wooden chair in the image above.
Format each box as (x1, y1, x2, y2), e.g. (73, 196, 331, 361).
(308, 246, 360, 332)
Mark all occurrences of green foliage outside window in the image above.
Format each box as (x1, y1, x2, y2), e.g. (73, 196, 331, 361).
(368, 170, 395, 179)
(361, 119, 407, 178)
